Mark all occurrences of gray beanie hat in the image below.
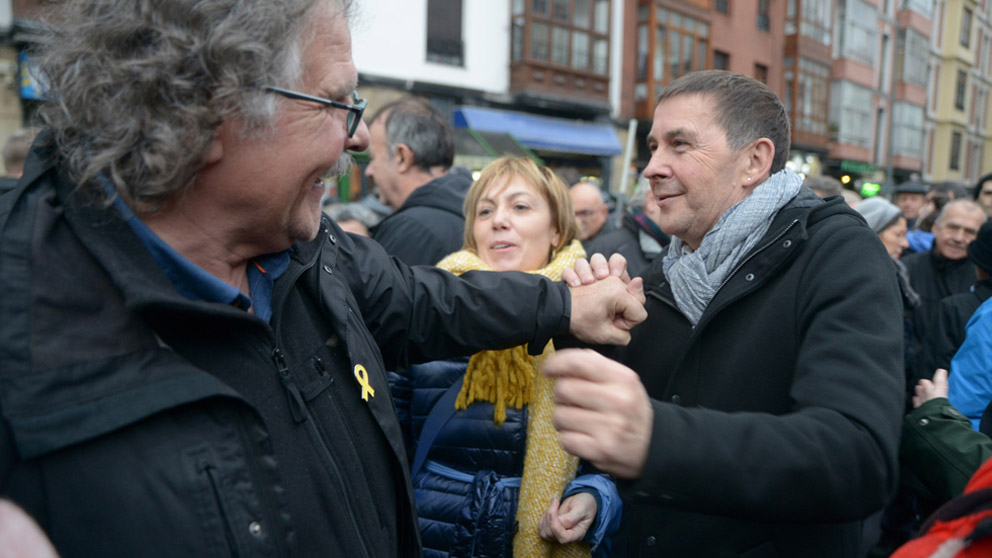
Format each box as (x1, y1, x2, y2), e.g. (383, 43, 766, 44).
(856, 196, 903, 233)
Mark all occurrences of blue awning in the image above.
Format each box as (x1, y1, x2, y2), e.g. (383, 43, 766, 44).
(454, 106, 622, 157)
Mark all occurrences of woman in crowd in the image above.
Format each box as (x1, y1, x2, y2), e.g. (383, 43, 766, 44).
(389, 156, 620, 557)
(856, 196, 920, 372)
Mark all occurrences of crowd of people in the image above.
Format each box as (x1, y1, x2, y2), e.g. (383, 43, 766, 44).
(2, 1, 992, 558)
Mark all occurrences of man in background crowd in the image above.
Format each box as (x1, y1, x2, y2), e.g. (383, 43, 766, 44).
(570, 180, 613, 243)
(365, 96, 468, 266)
(903, 200, 988, 387)
(895, 180, 929, 230)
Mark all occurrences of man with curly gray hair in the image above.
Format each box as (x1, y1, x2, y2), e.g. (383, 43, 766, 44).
(0, 1, 648, 557)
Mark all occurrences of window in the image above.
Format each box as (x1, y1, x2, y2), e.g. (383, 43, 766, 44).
(950, 131, 962, 170)
(757, 0, 770, 31)
(572, 31, 590, 69)
(551, 26, 569, 64)
(593, 0, 609, 33)
(426, 0, 463, 66)
(521, 0, 609, 73)
(716, 0, 729, 14)
(903, 0, 933, 18)
(592, 38, 608, 74)
(897, 29, 929, 88)
(512, 16, 524, 61)
(573, 0, 590, 27)
(892, 102, 924, 159)
(794, 57, 830, 135)
(755, 63, 769, 83)
(956, 69, 967, 110)
(962, 7, 973, 48)
(654, 9, 710, 85)
(840, 0, 877, 66)
(531, 22, 549, 60)
(637, 24, 649, 80)
(830, 80, 873, 147)
(799, 0, 831, 46)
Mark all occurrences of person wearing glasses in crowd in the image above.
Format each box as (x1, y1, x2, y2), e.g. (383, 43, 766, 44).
(0, 1, 648, 557)
(570, 179, 614, 244)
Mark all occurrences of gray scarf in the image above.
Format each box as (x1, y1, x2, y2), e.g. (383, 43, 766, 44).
(663, 168, 803, 325)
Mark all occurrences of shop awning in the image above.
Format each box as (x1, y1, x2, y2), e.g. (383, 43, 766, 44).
(454, 106, 622, 157)
(452, 127, 542, 170)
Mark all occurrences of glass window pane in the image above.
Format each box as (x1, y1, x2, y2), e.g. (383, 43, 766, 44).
(531, 21, 549, 59)
(593, 38, 608, 73)
(572, 31, 590, 69)
(552, 26, 570, 64)
(654, 27, 666, 81)
(657, 7, 668, 23)
(574, 0, 591, 27)
(512, 17, 524, 61)
(594, 0, 609, 33)
(671, 12, 682, 28)
(698, 22, 709, 36)
(682, 33, 692, 74)
(533, 0, 548, 15)
(696, 39, 707, 71)
(553, 0, 570, 21)
(514, 0, 525, 15)
(637, 24, 648, 79)
(669, 29, 681, 79)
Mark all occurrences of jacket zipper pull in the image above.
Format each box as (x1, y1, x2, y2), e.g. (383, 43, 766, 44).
(272, 348, 309, 424)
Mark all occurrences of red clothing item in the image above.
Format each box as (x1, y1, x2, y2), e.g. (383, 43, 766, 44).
(892, 457, 992, 558)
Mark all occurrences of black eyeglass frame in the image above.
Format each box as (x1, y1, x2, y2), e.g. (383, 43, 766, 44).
(265, 86, 367, 138)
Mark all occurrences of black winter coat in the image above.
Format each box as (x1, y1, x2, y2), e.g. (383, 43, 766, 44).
(0, 141, 571, 558)
(924, 277, 992, 373)
(371, 172, 470, 266)
(612, 191, 904, 558)
(902, 249, 976, 385)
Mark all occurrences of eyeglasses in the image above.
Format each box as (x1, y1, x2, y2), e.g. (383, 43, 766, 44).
(265, 86, 368, 138)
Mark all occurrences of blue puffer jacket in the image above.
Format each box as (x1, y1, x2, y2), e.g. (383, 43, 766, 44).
(390, 358, 621, 558)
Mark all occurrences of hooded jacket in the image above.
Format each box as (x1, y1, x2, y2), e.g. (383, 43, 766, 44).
(0, 139, 572, 558)
(613, 190, 904, 557)
(372, 172, 470, 266)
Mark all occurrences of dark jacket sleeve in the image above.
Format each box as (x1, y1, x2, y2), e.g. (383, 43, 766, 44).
(333, 230, 571, 371)
(624, 221, 904, 522)
(900, 398, 992, 503)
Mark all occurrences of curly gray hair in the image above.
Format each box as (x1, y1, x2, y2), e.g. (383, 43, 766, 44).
(38, 0, 352, 209)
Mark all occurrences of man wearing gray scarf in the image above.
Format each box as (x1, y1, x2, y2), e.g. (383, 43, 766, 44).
(545, 70, 905, 557)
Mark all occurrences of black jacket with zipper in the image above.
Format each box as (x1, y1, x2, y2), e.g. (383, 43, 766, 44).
(613, 190, 905, 558)
(0, 138, 571, 558)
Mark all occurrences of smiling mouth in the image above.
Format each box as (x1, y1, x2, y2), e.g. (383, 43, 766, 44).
(490, 243, 514, 250)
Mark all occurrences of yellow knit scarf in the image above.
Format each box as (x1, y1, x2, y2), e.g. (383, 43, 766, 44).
(436, 239, 592, 558)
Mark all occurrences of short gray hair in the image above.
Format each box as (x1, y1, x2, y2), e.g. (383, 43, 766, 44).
(370, 96, 454, 171)
(38, 0, 351, 208)
(657, 70, 791, 174)
(936, 199, 987, 227)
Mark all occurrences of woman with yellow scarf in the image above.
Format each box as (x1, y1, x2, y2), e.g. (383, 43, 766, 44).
(390, 157, 621, 557)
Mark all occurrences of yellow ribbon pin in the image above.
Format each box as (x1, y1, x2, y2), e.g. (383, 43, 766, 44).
(353, 364, 375, 402)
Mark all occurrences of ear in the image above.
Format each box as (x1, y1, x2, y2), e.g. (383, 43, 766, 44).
(394, 143, 416, 173)
(551, 229, 562, 250)
(200, 126, 225, 165)
(741, 137, 775, 187)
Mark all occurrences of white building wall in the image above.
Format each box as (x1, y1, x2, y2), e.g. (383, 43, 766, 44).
(351, 0, 510, 95)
